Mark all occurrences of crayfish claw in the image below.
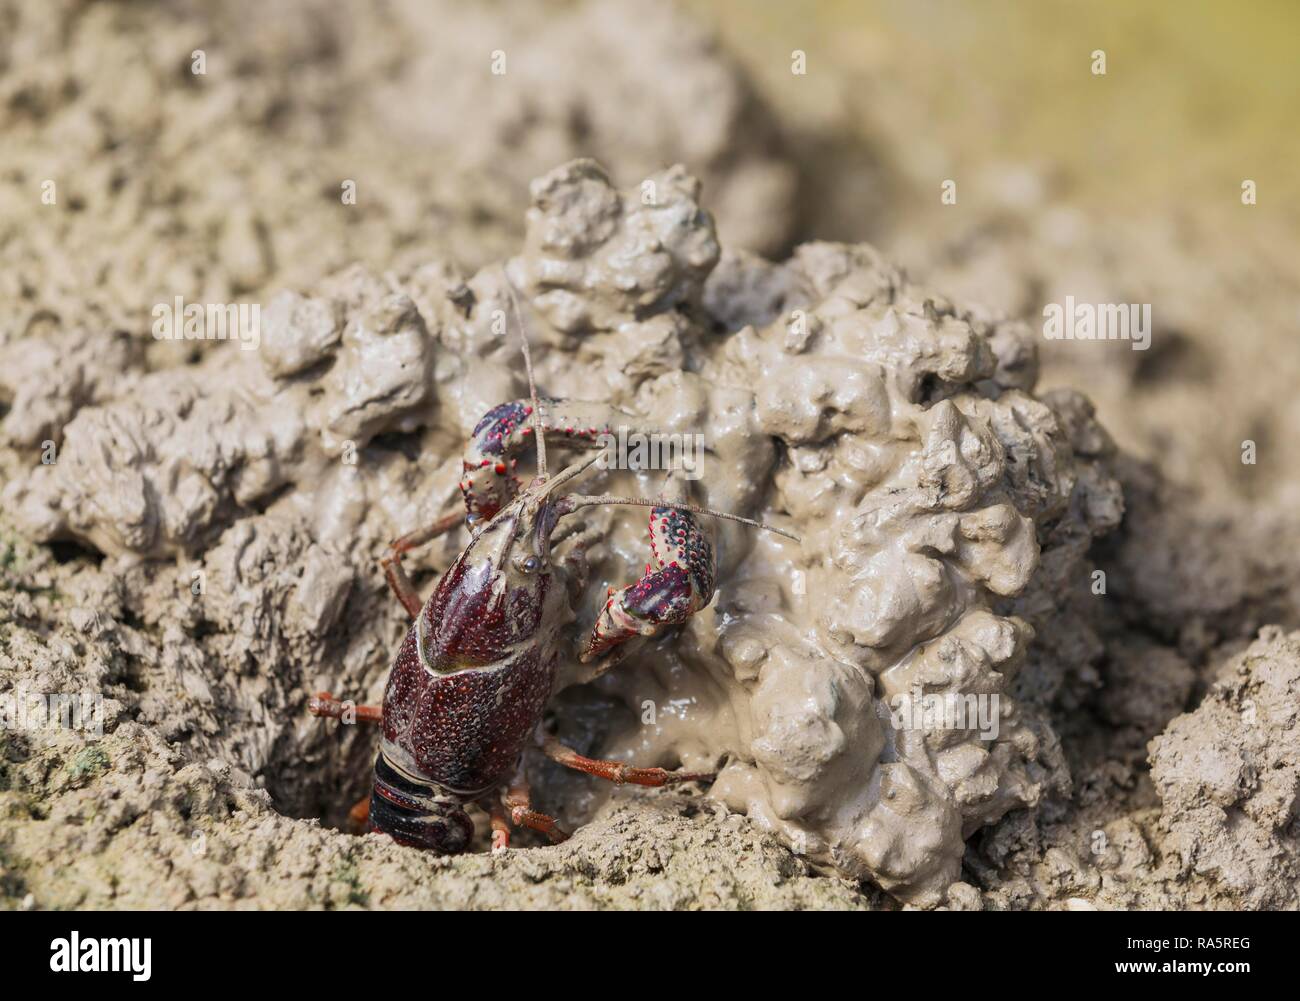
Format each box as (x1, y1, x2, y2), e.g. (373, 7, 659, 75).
(581, 505, 716, 661)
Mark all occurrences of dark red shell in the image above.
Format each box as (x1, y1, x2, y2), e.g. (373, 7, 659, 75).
(381, 550, 558, 793)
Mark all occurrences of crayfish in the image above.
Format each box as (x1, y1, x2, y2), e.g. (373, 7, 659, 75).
(310, 284, 796, 853)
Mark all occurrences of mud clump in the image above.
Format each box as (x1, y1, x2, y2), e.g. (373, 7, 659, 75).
(2, 157, 1128, 908)
(1148, 627, 1300, 909)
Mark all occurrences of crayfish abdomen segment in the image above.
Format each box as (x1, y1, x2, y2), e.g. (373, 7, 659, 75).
(367, 751, 474, 852)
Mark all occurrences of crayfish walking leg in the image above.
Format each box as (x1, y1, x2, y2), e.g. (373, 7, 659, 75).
(306, 693, 382, 831)
(308, 691, 383, 724)
(380, 510, 464, 618)
(539, 732, 715, 788)
(490, 767, 568, 850)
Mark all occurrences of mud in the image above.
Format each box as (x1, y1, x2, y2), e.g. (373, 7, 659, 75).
(2, 0, 1298, 912)
(2, 154, 1118, 906)
(0, 0, 796, 370)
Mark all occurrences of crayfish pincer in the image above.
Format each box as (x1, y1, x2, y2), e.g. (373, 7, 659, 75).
(309, 289, 797, 853)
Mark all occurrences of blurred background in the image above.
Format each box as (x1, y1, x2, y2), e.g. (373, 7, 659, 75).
(691, 0, 1300, 507)
(2, 0, 1296, 505)
(699, 0, 1300, 225)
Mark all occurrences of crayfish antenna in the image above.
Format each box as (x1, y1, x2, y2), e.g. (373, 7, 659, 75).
(563, 494, 801, 543)
(504, 275, 548, 479)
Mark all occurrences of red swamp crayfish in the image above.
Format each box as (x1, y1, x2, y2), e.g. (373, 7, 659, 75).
(309, 286, 798, 852)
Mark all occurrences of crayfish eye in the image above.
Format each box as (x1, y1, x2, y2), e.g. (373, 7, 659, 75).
(521, 556, 541, 574)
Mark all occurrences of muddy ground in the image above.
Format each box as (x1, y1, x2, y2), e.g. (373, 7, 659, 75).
(1, 1, 1297, 910)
